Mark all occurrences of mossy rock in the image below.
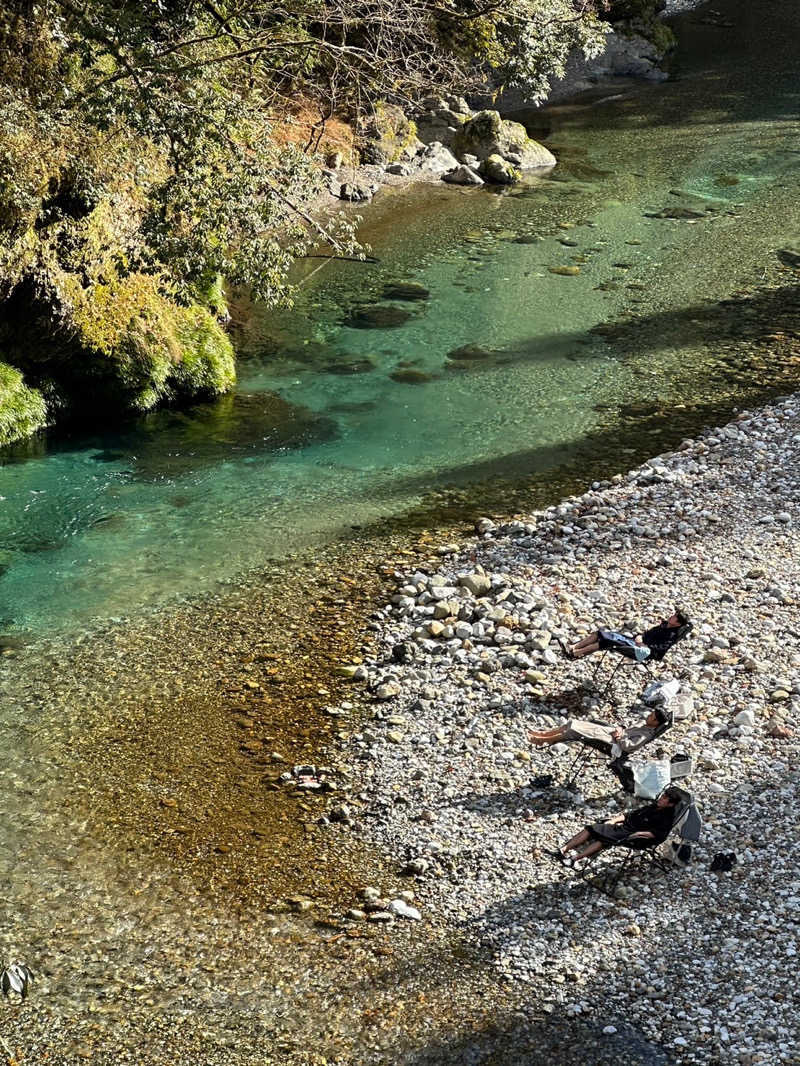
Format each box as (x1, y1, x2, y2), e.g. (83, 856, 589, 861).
(0, 273, 235, 422)
(358, 103, 418, 165)
(479, 155, 521, 185)
(452, 111, 555, 170)
(0, 362, 48, 447)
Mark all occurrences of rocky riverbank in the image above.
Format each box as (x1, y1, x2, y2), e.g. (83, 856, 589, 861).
(337, 393, 800, 1065)
(321, 0, 710, 206)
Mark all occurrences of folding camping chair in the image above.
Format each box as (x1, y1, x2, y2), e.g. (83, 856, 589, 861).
(560, 713, 673, 792)
(589, 622, 693, 708)
(575, 787, 701, 898)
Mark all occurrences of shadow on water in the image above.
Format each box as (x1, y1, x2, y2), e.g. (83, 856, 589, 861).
(0, 389, 338, 481)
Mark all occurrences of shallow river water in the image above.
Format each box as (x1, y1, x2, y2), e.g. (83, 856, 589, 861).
(2, 1, 800, 637)
(1, 0, 800, 1062)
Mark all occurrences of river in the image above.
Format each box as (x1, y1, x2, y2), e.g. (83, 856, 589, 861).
(0, 0, 798, 1061)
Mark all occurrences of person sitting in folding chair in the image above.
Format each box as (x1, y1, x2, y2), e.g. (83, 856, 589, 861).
(561, 610, 692, 662)
(553, 786, 685, 867)
(529, 706, 670, 754)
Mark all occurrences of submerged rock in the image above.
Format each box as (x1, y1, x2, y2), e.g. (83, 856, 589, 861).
(548, 265, 581, 276)
(121, 391, 338, 480)
(647, 206, 707, 220)
(381, 282, 431, 302)
(344, 305, 414, 329)
(322, 357, 377, 375)
(390, 368, 433, 384)
(446, 344, 494, 361)
(777, 248, 800, 269)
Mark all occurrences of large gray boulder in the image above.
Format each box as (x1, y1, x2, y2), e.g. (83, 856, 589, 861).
(452, 110, 555, 170)
(418, 142, 460, 175)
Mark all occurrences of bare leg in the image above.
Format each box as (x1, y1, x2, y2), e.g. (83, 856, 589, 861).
(573, 840, 605, 863)
(567, 631, 602, 659)
(572, 632, 600, 651)
(562, 828, 590, 854)
(528, 725, 568, 746)
(571, 640, 600, 659)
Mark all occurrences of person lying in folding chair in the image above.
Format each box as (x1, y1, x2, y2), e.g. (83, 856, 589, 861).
(560, 609, 692, 663)
(552, 785, 685, 868)
(529, 706, 670, 755)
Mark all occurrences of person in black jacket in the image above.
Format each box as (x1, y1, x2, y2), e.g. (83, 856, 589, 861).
(561, 610, 691, 662)
(554, 787, 684, 866)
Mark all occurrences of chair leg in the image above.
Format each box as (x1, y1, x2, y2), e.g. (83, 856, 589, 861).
(590, 651, 606, 685)
(562, 749, 591, 790)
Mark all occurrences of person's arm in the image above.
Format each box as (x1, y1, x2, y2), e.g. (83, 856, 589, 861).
(616, 726, 651, 754)
(626, 830, 655, 840)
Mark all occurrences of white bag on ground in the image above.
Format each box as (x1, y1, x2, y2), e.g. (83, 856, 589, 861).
(632, 759, 672, 799)
(642, 679, 680, 706)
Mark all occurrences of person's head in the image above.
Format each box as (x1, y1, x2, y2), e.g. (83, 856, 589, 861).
(656, 786, 684, 808)
(645, 706, 671, 728)
(664, 609, 690, 628)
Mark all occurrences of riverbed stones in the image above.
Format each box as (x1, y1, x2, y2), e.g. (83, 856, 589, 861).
(458, 572, 492, 596)
(338, 181, 379, 202)
(388, 898, 422, 920)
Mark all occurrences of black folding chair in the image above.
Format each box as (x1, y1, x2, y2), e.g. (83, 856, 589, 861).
(560, 716, 673, 792)
(589, 622, 693, 707)
(575, 787, 700, 898)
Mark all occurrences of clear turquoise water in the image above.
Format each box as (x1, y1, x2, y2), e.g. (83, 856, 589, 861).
(2, 0, 800, 636)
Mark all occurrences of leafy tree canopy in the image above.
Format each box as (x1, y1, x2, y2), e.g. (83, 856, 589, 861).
(0, 0, 609, 308)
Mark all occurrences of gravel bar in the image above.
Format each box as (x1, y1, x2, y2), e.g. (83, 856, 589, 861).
(346, 394, 800, 1066)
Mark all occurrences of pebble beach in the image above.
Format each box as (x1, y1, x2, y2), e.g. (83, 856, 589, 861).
(341, 393, 800, 1065)
(2, 400, 799, 1065)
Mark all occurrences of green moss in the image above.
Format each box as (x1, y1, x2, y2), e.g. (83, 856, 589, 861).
(172, 303, 236, 399)
(0, 362, 48, 446)
(0, 271, 236, 433)
(67, 273, 235, 412)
